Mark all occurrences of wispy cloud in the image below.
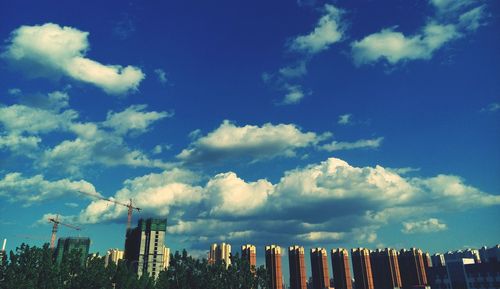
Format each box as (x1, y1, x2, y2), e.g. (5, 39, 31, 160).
(481, 102, 500, 113)
(154, 68, 168, 84)
(338, 113, 352, 125)
(320, 137, 383, 151)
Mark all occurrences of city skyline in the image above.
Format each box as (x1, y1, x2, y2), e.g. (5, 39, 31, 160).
(0, 0, 499, 264)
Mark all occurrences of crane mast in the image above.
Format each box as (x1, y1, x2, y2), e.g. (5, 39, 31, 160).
(48, 215, 81, 249)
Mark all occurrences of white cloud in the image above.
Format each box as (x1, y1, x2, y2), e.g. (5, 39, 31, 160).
(103, 104, 173, 136)
(154, 68, 168, 84)
(2, 23, 144, 95)
(281, 85, 306, 105)
(352, 22, 459, 65)
(204, 172, 273, 217)
(58, 157, 499, 247)
(177, 120, 329, 163)
(338, 114, 352, 125)
(0, 172, 98, 205)
(289, 4, 344, 54)
(0, 134, 41, 154)
(402, 218, 448, 234)
(320, 137, 383, 151)
(0, 104, 77, 135)
(430, 0, 475, 14)
(459, 5, 487, 31)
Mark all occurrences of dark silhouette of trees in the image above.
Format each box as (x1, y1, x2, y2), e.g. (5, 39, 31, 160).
(0, 243, 269, 289)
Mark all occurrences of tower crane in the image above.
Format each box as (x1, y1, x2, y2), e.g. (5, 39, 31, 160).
(48, 215, 81, 249)
(79, 191, 141, 230)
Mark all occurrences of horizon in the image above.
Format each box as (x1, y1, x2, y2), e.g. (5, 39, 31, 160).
(0, 0, 499, 281)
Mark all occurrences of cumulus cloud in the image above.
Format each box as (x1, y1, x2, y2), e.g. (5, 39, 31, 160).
(402, 218, 448, 234)
(289, 4, 344, 54)
(320, 137, 383, 151)
(177, 120, 329, 164)
(0, 94, 171, 174)
(2, 23, 145, 95)
(352, 22, 459, 65)
(56, 157, 499, 248)
(103, 104, 173, 136)
(0, 172, 98, 205)
(351, 0, 488, 66)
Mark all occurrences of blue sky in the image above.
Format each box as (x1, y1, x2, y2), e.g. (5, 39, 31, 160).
(0, 0, 499, 269)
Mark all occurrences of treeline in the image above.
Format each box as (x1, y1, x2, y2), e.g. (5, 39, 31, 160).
(0, 243, 270, 289)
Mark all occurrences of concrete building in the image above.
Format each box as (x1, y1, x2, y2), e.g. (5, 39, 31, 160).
(310, 248, 330, 289)
(0, 239, 6, 267)
(104, 248, 124, 267)
(54, 237, 90, 265)
(479, 245, 499, 263)
(351, 248, 374, 289)
(242, 244, 257, 269)
(124, 218, 168, 279)
(209, 242, 231, 268)
(288, 246, 307, 289)
(265, 245, 283, 289)
(370, 248, 402, 289)
(432, 253, 446, 267)
(398, 248, 428, 289)
(445, 249, 481, 264)
(163, 247, 170, 269)
(331, 248, 353, 289)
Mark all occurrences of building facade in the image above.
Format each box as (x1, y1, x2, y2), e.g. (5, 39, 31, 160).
(331, 248, 353, 289)
(310, 248, 330, 289)
(242, 244, 257, 269)
(209, 242, 231, 268)
(398, 248, 428, 289)
(289, 246, 307, 289)
(54, 237, 90, 265)
(370, 248, 402, 289)
(351, 248, 374, 289)
(124, 218, 168, 279)
(265, 245, 283, 289)
(104, 248, 124, 267)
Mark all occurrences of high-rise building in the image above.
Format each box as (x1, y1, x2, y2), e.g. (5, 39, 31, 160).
(265, 245, 283, 289)
(208, 242, 231, 268)
(288, 246, 307, 289)
(398, 248, 428, 288)
(479, 245, 500, 263)
(104, 248, 124, 267)
(331, 248, 353, 289)
(0, 239, 6, 267)
(125, 218, 168, 279)
(370, 248, 402, 289)
(242, 244, 257, 269)
(310, 248, 330, 289)
(444, 249, 481, 264)
(431, 253, 446, 267)
(54, 237, 90, 265)
(351, 248, 374, 289)
(163, 247, 170, 269)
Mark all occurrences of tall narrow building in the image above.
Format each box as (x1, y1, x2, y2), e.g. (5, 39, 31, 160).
(398, 248, 428, 289)
(125, 218, 168, 279)
(104, 248, 124, 267)
(331, 248, 353, 289)
(370, 248, 402, 289)
(265, 245, 283, 289)
(209, 242, 231, 268)
(351, 248, 374, 289)
(242, 244, 257, 269)
(288, 246, 307, 289)
(310, 248, 330, 289)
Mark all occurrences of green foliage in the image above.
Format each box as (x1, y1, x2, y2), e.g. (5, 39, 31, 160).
(0, 244, 270, 289)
